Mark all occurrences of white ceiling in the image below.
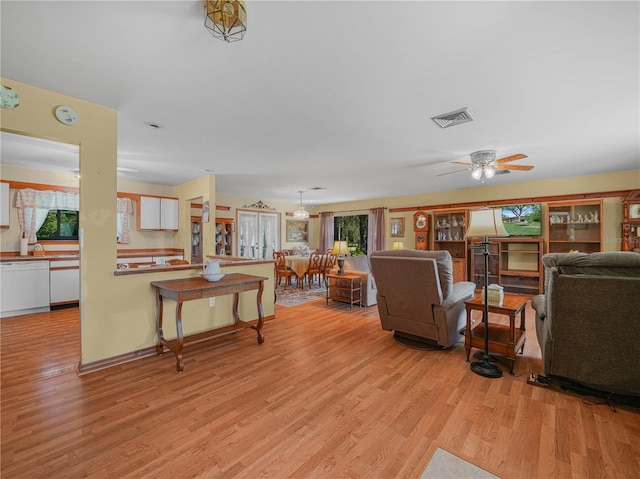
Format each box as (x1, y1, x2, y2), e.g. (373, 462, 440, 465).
(1, 1, 639, 206)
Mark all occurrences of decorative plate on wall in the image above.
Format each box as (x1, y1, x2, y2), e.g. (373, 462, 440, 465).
(54, 105, 79, 125)
(0, 85, 20, 109)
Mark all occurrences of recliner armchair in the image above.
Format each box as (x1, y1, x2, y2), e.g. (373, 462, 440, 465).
(532, 252, 640, 397)
(370, 250, 476, 348)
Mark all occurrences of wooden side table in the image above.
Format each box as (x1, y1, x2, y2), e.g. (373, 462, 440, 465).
(464, 293, 528, 374)
(326, 273, 362, 310)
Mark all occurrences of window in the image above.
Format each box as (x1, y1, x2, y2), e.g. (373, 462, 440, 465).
(334, 215, 368, 255)
(37, 209, 79, 240)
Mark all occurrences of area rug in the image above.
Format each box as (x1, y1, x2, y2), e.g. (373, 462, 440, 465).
(420, 448, 500, 479)
(275, 285, 327, 307)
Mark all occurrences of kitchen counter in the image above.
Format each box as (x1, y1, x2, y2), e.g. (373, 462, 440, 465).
(114, 257, 273, 276)
(0, 253, 78, 262)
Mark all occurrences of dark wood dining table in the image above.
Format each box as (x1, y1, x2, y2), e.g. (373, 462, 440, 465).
(151, 273, 268, 372)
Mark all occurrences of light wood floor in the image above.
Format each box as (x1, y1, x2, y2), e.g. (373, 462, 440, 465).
(2, 300, 639, 478)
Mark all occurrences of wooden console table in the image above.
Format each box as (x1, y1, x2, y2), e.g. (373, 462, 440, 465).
(464, 293, 528, 374)
(151, 273, 267, 372)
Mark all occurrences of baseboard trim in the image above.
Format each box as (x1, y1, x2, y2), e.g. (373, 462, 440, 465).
(77, 314, 276, 375)
(77, 346, 158, 375)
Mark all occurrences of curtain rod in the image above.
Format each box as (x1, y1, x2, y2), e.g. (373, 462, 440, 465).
(319, 207, 387, 214)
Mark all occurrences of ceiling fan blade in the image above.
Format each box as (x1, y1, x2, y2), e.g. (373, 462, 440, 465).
(436, 168, 470, 177)
(495, 153, 528, 164)
(451, 161, 472, 166)
(500, 164, 533, 171)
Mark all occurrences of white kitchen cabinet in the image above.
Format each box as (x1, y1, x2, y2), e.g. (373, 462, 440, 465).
(1, 182, 10, 227)
(160, 198, 179, 230)
(138, 195, 179, 231)
(139, 196, 160, 230)
(50, 263, 80, 305)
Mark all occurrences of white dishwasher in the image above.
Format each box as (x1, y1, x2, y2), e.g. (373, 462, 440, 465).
(0, 261, 50, 318)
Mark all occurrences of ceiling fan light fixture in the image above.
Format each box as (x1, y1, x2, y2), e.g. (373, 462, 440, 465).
(484, 165, 496, 178)
(471, 167, 483, 180)
(470, 150, 496, 164)
(204, 0, 247, 43)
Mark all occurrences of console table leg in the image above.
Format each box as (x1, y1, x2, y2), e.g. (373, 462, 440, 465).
(232, 293, 240, 322)
(155, 292, 164, 355)
(252, 281, 265, 344)
(175, 301, 184, 372)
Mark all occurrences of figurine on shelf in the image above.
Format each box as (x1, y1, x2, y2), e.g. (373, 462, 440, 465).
(577, 214, 584, 223)
(435, 219, 441, 228)
(448, 231, 453, 241)
(451, 217, 458, 227)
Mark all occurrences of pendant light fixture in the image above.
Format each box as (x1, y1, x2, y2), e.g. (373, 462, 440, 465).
(204, 0, 247, 43)
(293, 190, 309, 219)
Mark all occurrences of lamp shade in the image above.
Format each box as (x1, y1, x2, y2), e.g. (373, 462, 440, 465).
(392, 241, 405, 250)
(332, 240, 349, 255)
(465, 208, 509, 238)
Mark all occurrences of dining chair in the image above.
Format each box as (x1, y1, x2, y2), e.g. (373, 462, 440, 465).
(273, 251, 297, 289)
(303, 252, 323, 289)
(320, 253, 338, 287)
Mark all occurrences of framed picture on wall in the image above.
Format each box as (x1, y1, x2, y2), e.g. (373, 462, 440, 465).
(286, 219, 309, 242)
(390, 217, 404, 237)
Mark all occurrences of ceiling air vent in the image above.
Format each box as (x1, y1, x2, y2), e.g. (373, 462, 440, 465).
(431, 107, 474, 129)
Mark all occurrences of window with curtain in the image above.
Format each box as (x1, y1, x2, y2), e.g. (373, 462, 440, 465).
(16, 188, 79, 243)
(334, 215, 368, 255)
(37, 210, 79, 240)
(117, 197, 133, 244)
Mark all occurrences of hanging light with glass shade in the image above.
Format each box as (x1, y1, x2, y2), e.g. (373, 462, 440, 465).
(293, 191, 310, 219)
(204, 0, 247, 43)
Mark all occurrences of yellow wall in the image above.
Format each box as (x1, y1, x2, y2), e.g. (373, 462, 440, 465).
(318, 170, 639, 252)
(0, 78, 274, 365)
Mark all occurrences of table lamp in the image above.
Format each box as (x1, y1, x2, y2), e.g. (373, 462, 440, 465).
(392, 241, 404, 250)
(465, 207, 509, 378)
(332, 240, 349, 275)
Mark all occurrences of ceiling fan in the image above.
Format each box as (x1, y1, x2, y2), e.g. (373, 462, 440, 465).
(438, 150, 533, 181)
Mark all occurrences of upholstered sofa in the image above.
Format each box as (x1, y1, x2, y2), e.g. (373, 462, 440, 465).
(369, 250, 476, 348)
(331, 255, 377, 306)
(531, 252, 640, 397)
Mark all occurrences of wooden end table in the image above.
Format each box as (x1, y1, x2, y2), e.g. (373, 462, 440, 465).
(464, 293, 528, 374)
(325, 273, 362, 310)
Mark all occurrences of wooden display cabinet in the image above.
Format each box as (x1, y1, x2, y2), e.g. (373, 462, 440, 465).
(470, 238, 544, 296)
(498, 239, 544, 295)
(190, 218, 202, 264)
(215, 218, 234, 256)
(622, 190, 640, 252)
(546, 200, 602, 253)
(433, 209, 467, 282)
